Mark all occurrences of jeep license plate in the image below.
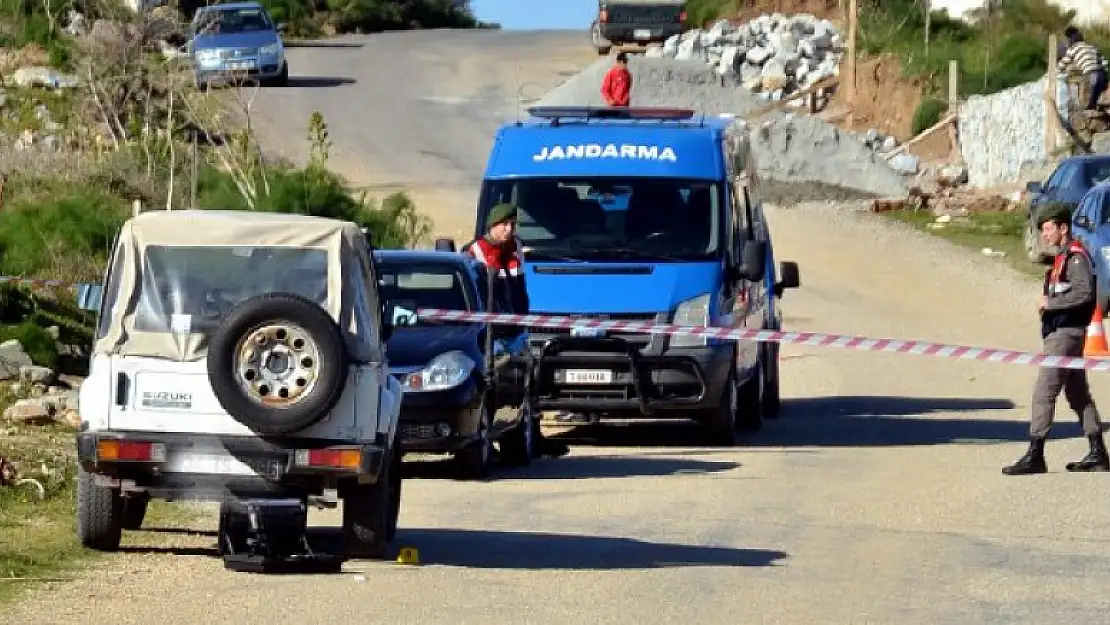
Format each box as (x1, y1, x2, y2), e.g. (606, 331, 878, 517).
(634, 29, 652, 39)
(565, 369, 612, 384)
(170, 453, 282, 479)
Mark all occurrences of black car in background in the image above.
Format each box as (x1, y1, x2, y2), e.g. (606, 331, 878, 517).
(374, 250, 537, 479)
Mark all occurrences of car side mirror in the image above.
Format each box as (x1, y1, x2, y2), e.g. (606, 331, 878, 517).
(275, 22, 287, 32)
(1026, 181, 1043, 194)
(1076, 214, 1093, 230)
(76, 283, 104, 312)
(774, 261, 800, 297)
(739, 240, 767, 281)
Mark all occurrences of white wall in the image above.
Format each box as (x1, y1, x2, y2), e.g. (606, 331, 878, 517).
(931, 0, 1110, 24)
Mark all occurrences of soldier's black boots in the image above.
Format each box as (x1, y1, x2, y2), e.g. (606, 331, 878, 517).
(1066, 433, 1110, 472)
(1002, 438, 1047, 475)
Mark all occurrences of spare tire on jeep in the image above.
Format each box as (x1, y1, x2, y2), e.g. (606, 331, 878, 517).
(207, 293, 349, 436)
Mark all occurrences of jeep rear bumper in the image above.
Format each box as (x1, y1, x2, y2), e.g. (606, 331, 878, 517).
(76, 431, 388, 500)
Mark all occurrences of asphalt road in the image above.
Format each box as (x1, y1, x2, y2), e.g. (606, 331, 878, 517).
(10, 30, 1110, 624)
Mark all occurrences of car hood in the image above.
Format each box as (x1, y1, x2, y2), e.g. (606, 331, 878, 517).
(386, 325, 477, 369)
(193, 31, 278, 50)
(527, 261, 719, 314)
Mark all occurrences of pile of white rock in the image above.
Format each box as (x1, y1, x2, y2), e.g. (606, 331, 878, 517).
(646, 13, 844, 102)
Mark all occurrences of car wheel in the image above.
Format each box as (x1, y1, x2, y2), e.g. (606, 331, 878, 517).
(269, 61, 289, 87)
(207, 293, 348, 436)
(499, 397, 536, 467)
(76, 467, 123, 551)
(702, 365, 739, 446)
(455, 398, 495, 479)
(342, 450, 399, 559)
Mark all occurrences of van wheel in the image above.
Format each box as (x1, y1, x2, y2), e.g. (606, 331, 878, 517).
(76, 467, 123, 551)
(701, 366, 739, 446)
(736, 362, 765, 432)
(762, 346, 781, 418)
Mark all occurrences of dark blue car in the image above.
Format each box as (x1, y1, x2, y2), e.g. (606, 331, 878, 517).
(374, 250, 536, 479)
(1024, 154, 1110, 263)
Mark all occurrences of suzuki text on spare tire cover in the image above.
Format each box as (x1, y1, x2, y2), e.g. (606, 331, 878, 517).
(72, 210, 404, 560)
(472, 106, 801, 446)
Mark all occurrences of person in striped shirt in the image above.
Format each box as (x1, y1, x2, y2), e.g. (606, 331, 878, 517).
(1059, 26, 1109, 111)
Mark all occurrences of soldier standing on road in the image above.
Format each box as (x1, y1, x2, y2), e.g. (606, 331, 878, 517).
(601, 52, 632, 107)
(1004, 202, 1110, 475)
(462, 203, 570, 459)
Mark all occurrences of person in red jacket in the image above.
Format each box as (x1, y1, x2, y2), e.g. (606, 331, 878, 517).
(601, 52, 632, 107)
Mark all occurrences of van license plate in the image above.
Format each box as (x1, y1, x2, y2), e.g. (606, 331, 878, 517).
(565, 369, 612, 384)
(634, 29, 652, 39)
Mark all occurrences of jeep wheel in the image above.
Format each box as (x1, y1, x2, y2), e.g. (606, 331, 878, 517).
(208, 293, 348, 436)
(499, 398, 536, 467)
(343, 450, 401, 559)
(121, 494, 149, 530)
(455, 398, 494, 479)
(701, 365, 739, 446)
(76, 467, 123, 551)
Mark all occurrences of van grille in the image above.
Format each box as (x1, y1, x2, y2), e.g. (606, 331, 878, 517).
(527, 312, 661, 348)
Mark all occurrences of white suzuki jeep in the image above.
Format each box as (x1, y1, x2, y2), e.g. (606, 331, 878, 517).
(74, 210, 404, 559)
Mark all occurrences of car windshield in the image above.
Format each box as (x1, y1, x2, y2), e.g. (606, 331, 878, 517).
(195, 7, 272, 35)
(479, 177, 721, 262)
(377, 261, 472, 326)
(134, 245, 328, 335)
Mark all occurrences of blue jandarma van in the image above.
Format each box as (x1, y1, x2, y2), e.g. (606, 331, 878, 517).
(458, 106, 800, 445)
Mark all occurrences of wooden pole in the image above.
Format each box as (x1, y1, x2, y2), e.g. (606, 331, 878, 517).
(847, 0, 857, 106)
(948, 59, 959, 113)
(1046, 34, 1060, 156)
(924, 0, 931, 59)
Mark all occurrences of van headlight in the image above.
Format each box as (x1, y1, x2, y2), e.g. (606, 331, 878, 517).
(401, 351, 475, 392)
(671, 293, 710, 347)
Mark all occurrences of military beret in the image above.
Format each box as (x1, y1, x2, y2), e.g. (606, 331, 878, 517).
(1036, 202, 1073, 227)
(486, 203, 518, 228)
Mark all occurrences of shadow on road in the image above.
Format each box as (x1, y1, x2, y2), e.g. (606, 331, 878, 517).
(544, 395, 1024, 448)
(402, 454, 739, 481)
(118, 527, 787, 571)
(279, 76, 357, 88)
(389, 528, 787, 569)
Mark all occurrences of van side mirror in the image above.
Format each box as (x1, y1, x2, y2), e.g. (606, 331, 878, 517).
(76, 283, 104, 312)
(774, 261, 800, 297)
(738, 240, 766, 281)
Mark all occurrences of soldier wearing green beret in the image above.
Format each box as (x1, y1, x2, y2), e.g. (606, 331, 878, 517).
(462, 203, 570, 459)
(1004, 201, 1109, 474)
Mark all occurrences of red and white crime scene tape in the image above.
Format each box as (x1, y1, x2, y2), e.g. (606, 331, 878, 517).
(415, 308, 1110, 373)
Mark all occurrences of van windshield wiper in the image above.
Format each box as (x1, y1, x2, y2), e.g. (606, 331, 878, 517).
(522, 247, 586, 263)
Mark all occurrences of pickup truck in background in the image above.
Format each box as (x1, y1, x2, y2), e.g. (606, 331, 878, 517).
(590, 0, 687, 55)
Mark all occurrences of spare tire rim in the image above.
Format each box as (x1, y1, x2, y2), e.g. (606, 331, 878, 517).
(234, 322, 321, 407)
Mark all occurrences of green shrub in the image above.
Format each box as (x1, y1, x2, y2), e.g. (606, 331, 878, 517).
(911, 97, 946, 135)
(0, 189, 127, 282)
(0, 321, 59, 369)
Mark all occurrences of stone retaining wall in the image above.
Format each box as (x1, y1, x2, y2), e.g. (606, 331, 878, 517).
(957, 78, 1051, 189)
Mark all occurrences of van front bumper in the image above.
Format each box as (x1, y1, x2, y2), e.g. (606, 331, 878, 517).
(530, 336, 733, 415)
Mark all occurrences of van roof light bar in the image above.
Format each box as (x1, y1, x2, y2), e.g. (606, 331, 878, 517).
(525, 106, 697, 122)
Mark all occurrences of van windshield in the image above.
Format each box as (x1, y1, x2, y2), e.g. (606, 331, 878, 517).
(479, 177, 721, 262)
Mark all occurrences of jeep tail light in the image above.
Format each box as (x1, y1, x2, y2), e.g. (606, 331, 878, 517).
(97, 440, 166, 462)
(600, 9, 608, 22)
(294, 447, 362, 471)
